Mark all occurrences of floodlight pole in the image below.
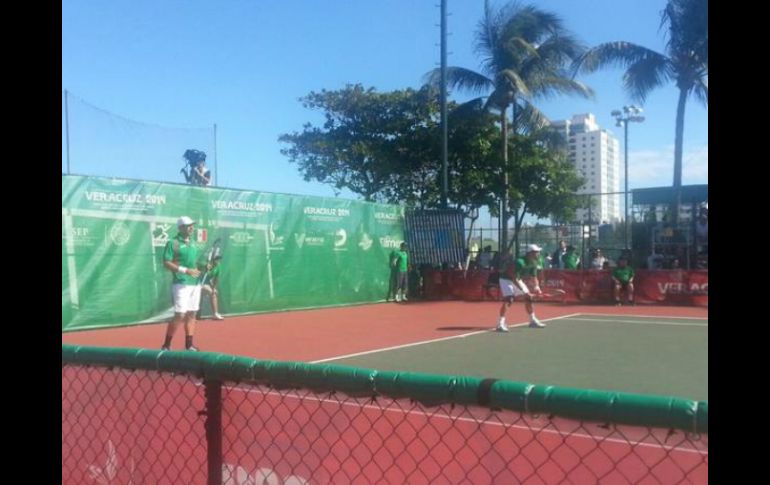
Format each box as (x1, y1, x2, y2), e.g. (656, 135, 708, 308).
(440, 0, 448, 209)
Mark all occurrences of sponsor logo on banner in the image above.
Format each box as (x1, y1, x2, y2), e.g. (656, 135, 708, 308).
(334, 229, 347, 249)
(64, 226, 98, 247)
(85, 191, 167, 205)
(303, 206, 351, 222)
(86, 440, 136, 485)
(374, 210, 403, 225)
(108, 222, 131, 246)
(151, 222, 172, 247)
(657, 282, 708, 295)
(269, 223, 285, 247)
(543, 279, 565, 289)
(84, 191, 167, 213)
(379, 235, 401, 249)
(303, 207, 350, 217)
(306, 236, 325, 246)
(229, 231, 255, 246)
(294, 232, 325, 248)
(211, 200, 273, 213)
(358, 233, 373, 251)
(222, 464, 309, 485)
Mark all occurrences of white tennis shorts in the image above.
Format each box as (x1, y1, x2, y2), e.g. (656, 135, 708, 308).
(172, 284, 202, 313)
(499, 278, 529, 298)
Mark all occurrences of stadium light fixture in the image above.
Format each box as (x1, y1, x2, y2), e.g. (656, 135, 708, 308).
(612, 105, 645, 250)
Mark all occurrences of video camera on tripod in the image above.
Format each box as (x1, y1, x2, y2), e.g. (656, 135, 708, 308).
(181, 149, 211, 186)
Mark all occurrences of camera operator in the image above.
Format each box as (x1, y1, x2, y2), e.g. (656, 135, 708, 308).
(181, 149, 212, 186)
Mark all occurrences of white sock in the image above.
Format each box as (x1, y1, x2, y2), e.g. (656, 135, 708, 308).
(498, 316, 505, 325)
(530, 313, 537, 321)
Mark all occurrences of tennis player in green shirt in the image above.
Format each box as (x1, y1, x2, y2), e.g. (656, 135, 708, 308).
(161, 216, 202, 351)
(495, 244, 546, 332)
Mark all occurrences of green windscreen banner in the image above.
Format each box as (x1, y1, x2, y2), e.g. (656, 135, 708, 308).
(62, 175, 405, 331)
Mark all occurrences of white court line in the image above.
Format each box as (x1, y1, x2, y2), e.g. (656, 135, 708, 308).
(564, 317, 708, 328)
(221, 384, 707, 456)
(310, 313, 583, 364)
(579, 312, 707, 321)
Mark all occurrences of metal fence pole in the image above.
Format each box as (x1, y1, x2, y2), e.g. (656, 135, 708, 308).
(204, 380, 223, 485)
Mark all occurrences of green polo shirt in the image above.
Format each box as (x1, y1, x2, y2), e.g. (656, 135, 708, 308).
(563, 252, 580, 270)
(514, 257, 540, 278)
(393, 249, 409, 272)
(163, 234, 200, 285)
(612, 266, 635, 283)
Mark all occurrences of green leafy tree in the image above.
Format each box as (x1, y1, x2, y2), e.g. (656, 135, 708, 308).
(424, 1, 592, 249)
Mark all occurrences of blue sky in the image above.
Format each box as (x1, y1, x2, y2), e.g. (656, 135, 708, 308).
(62, 0, 707, 209)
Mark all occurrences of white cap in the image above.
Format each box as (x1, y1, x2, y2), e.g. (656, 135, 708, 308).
(526, 244, 542, 253)
(177, 216, 195, 227)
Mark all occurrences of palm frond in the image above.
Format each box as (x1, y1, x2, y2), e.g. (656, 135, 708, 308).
(503, 5, 565, 43)
(513, 101, 550, 134)
(422, 67, 494, 96)
(448, 98, 488, 121)
(692, 77, 708, 107)
(573, 42, 664, 75)
(528, 73, 594, 100)
(499, 69, 531, 98)
(622, 55, 672, 103)
(532, 33, 587, 67)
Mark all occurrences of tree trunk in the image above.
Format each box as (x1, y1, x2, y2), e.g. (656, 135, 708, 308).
(672, 87, 688, 224)
(512, 206, 526, 260)
(500, 106, 509, 254)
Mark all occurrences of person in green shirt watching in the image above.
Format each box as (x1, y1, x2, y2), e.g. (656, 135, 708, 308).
(199, 255, 224, 321)
(495, 244, 546, 332)
(562, 245, 580, 270)
(612, 256, 635, 305)
(392, 242, 410, 302)
(161, 216, 203, 351)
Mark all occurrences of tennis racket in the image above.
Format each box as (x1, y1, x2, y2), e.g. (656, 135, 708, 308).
(532, 288, 567, 303)
(198, 237, 222, 286)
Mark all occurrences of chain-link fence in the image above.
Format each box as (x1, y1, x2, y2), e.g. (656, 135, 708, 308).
(63, 90, 217, 186)
(465, 188, 707, 271)
(63, 345, 708, 484)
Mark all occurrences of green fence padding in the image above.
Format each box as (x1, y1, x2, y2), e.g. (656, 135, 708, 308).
(63, 344, 707, 433)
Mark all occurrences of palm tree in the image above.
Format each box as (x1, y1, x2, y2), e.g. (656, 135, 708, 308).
(573, 0, 707, 222)
(425, 0, 592, 252)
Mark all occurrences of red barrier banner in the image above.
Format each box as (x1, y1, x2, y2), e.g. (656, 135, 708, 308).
(636, 270, 708, 306)
(421, 269, 707, 306)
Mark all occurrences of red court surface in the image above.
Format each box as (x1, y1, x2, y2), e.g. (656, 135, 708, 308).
(62, 301, 708, 363)
(63, 302, 708, 484)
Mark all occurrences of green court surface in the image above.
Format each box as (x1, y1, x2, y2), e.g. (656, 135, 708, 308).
(320, 313, 708, 401)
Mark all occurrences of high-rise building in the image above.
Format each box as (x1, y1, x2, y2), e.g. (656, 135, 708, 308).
(550, 113, 621, 223)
